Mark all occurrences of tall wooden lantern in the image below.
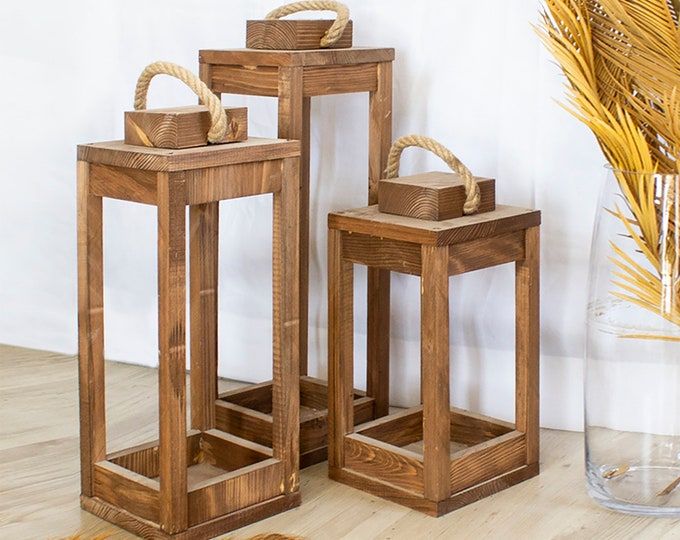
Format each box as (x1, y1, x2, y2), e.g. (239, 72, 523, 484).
(77, 63, 301, 539)
(327, 136, 541, 516)
(199, 1, 394, 466)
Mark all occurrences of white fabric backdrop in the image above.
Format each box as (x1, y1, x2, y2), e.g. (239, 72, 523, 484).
(0, 0, 604, 431)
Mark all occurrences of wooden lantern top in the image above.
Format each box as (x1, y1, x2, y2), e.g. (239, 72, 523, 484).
(328, 205, 541, 246)
(77, 137, 300, 172)
(199, 47, 394, 67)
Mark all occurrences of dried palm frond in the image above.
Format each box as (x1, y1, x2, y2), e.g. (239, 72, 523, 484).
(539, 0, 680, 338)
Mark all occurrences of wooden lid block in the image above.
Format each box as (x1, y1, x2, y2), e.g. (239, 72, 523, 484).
(378, 172, 496, 221)
(246, 19, 353, 50)
(124, 106, 248, 149)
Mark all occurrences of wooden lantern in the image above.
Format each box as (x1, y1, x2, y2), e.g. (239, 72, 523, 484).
(199, 41, 395, 466)
(326, 137, 541, 516)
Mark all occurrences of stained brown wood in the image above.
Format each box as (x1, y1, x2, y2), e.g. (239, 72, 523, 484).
(93, 462, 160, 523)
(367, 61, 393, 420)
(421, 245, 451, 502)
(77, 160, 106, 497)
(78, 138, 300, 172)
(328, 229, 354, 470)
(89, 163, 157, 205)
(124, 106, 248, 149)
(450, 408, 514, 446)
(449, 432, 527, 494)
(516, 226, 540, 465)
(246, 19, 353, 50)
(199, 430, 272, 471)
(199, 47, 395, 68)
(329, 205, 541, 246)
(190, 203, 218, 431)
(356, 407, 424, 448)
(379, 173, 496, 221)
(157, 171, 188, 533)
(215, 400, 274, 448)
(303, 64, 377, 95)
(211, 65, 280, 97)
(272, 156, 301, 493)
(344, 434, 424, 493)
(343, 232, 421, 276)
(448, 231, 525, 276)
(219, 381, 274, 412)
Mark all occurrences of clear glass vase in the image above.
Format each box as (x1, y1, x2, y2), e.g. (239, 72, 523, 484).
(586, 168, 680, 516)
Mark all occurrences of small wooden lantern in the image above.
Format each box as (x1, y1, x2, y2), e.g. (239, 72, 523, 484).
(327, 136, 541, 516)
(77, 63, 301, 539)
(246, 0, 353, 50)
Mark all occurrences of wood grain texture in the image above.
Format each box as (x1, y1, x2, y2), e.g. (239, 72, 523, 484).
(124, 106, 247, 149)
(78, 138, 300, 172)
(210, 65, 280, 97)
(246, 19, 353, 50)
(219, 380, 274, 413)
(157, 171, 188, 533)
(329, 205, 541, 246)
(450, 408, 514, 446)
(344, 434, 424, 493)
(356, 407, 424, 448)
(187, 460, 283, 526)
(516, 226, 540, 465)
(199, 47, 395, 68)
(449, 431, 527, 494)
(448, 230, 525, 276)
(77, 161, 106, 497)
(367, 61, 393, 420)
(215, 400, 274, 449)
(93, 462, 160, 523)
(342, 231, 421, 276)
(272, 156, 301, 493)
(199, 430, 272, 471)
(421, 245, 451, 502)
(89, 163, 157, 205)
(328, 228, 354, 470)
(303, 64, 377, 96)
(378, 173, 495, 221)
(190, 203, 218, 431)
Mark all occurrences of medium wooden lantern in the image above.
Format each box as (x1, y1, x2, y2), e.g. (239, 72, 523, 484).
(327, 136, 541, 516)
(200, 9, 394, 466)
(77, 63, 301, 539)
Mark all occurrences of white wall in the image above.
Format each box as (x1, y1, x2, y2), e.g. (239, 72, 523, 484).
(0, 0, 603, 431)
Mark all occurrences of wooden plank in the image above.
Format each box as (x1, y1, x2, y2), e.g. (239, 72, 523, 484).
(187, 459, 283, 526)
(327, 229, 354, 470)
(210, 65, 279, 97)
(378, 173, 496, 221)
(278, 66, 309, 377)
(199, 430, 272, 472)
(157, 171, 188, 533)
(329, 205, 542, 247)
(421, 245, 451, 502)
(367, 61, 393, 420)
(190, 202, 218, 431)
(246, 20, 353, 50)
(448, 231, 525, 276)
(299, 375, 328, 409)
(124, 106, 248, 149)
(342, 231, 421, 276)
(77, 137, 300, 172)
(89, 163, 157, 205)
(93, 462, 159, 523)
(450, 408, 515, 447)
(219, 380, 274, 413)
(199, 47, 395, 68)
(344, 434, 424, 494)
(81, 491, 300, 540)
(215, 400, 273, 449)
(449, 431, 527, 494)
(303, 64, 377, 96)
(516, 226, 540, 465)
(77, 161, 106, 497)
(271, 155, 301, 493)
(356, 406, 423, 448)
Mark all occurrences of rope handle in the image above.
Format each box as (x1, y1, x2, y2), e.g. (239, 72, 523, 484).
(266, 1, 350, 47)
(385, 135, 481, 215)
(133, 61, 227, 144)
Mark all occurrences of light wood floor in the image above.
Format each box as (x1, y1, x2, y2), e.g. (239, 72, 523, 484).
(2, 344, 680, 539)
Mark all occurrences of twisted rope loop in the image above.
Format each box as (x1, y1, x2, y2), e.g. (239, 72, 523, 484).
(134, 61, 227, 143)
(385, 135, 481, 215)
(266, 1, 350, 47)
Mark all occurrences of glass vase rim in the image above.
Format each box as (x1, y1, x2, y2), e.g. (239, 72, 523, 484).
(604, 163, 680, 178)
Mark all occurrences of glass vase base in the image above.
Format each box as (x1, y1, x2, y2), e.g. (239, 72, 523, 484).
(587, 465, 680, 517)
